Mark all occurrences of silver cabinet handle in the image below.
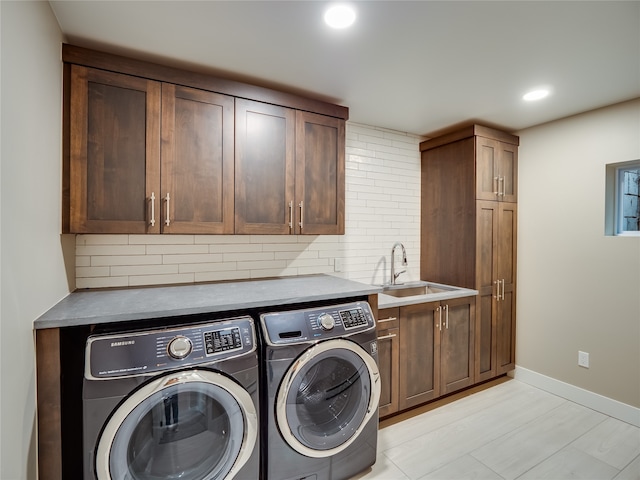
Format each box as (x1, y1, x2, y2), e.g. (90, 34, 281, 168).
(149, 192, 156, 227)
(445, 304, 449, 329)
(288, 201, 293, 231)
(494, 279, 505, 301)
(298, 201, 304, 231)
(377, 333, 397, 340)
(494, 176, 499, 196)
(378, 317, 397, 323)
(499, 177, 505, 197)
(165, 193, 171, 226)
(436, 306, 442, 331)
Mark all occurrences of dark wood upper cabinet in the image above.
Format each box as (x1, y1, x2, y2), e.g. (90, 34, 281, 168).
(295, 111, 345, 235)
(235, 99, 295, 234)
(476, 136, 518, 203)
(161, 84, 234, 234)
(67, 65, 160, 233)
(63, 45, 347, 235)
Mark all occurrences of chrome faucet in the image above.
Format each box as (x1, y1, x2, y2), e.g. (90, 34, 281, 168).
(390, 242, 407, 285)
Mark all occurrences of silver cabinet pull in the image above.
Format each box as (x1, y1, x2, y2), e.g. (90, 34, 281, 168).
(377, 333, 397, 340)
(149, 192, 156, 227)
(436, 306, 442, 331)
(378, 317, 397, 323)
(499, 177, 505, 197)
(165, 193, 171, 227)
(494, 177, 499, 196)
(288, 201, 293, 231)
(298, 201, 304, 231)
(494, 279, 505, 301)
(445, 304, 449, 329)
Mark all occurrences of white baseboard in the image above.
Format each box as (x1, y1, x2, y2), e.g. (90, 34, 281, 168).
(511, 366, 640, 427)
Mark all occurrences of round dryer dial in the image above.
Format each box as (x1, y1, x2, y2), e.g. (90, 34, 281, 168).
(319, 313, 335, 331)
(167, 336, 193, 359)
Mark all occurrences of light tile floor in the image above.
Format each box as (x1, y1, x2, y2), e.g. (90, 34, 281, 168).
(353, 379, 640, 480)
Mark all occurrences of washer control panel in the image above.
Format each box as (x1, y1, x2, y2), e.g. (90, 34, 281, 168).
(261, 301, 375, 345)
(85, 316, 255, 380)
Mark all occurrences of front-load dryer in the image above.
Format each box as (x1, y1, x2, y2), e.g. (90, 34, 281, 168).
(260, 301, 380, 480)
(82, 316, 259, 480)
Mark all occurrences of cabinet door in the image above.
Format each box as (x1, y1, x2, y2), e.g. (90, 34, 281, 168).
(476, 137, 518, 202)
(399, 302, 440, 410)
(440, 297, 475, 395)
(69, 65, 160, 233)
(295, 111, 345, 235)
(475, 201, 517, 380)
(377, 308, 399, 418)
(475, 201, 499, 381)
(235, 99, 295, 234)
(161, 84, 234, 234)
(496, 203, 517, 373)
(377, 326, 399, 418)
(498, 142, 518, 203)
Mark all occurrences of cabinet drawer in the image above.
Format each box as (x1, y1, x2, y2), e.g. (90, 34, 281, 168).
(377, 307, 399, 331)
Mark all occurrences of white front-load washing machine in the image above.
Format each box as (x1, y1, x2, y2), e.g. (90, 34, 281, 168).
(82, 316, 259, 480)
(260, 301, 381, 480)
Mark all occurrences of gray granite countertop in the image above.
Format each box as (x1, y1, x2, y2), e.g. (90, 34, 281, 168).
(34, 274, 382, 329)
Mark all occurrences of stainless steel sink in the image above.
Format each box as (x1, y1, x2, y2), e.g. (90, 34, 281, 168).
(381, 281, 454, 298)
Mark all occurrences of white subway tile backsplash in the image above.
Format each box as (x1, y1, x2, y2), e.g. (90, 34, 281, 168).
(73, 122, 423, 289)
(162, 254, 223, 265)
(92, 255, 162, 266)
(129, 273, 195, 287)
(145, 244, 209, 255)
(76, 245, 146, 256)
(110, 264, 179, 277)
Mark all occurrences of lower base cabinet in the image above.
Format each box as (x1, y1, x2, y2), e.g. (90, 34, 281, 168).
(376, 308, 400, 418)
(378, 296, 475, 418)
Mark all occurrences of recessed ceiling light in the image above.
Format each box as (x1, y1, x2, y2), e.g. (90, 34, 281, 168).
(324, 4, 356, 29)
(523, 89, 550, 101)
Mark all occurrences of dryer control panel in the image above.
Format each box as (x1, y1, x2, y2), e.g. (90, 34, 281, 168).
(260, 301, 375, 346)
(85, 316, 255, 380)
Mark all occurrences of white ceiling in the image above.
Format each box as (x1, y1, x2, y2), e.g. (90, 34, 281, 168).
(49, 0, 640, 137)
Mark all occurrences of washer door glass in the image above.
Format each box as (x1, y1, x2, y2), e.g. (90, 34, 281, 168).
(277, 339, 379, 457)
(96, 369, 256, 480)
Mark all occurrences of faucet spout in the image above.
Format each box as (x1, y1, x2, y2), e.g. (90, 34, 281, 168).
(390, 242, 408, 285)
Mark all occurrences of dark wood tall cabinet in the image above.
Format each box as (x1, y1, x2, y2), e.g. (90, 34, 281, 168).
(420, 125, 518, 383)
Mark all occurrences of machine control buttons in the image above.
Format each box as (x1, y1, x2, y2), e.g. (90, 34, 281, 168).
(319, 313, 335, 331)
(167, 336, 193, 359)
(204, 327, 243, 355)
(339, 307, 369, 329)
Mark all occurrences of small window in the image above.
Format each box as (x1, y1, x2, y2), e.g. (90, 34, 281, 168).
(606, 160, 640, 236)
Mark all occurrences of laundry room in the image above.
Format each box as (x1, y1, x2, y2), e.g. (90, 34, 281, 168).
(2, 2, 640, 480)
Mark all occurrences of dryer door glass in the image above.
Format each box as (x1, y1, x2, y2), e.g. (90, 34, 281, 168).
(97, 370, 257, 480)
(278, 340, 377, 454)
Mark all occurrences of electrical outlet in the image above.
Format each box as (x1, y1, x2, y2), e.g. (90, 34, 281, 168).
(578, 351, 590, 368)
(334, 258, 343, 272)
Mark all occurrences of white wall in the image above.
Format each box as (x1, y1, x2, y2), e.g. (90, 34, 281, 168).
(0, 2, 71, 479)
(517, 98, 640, 408)
(74, 123, 423, 289)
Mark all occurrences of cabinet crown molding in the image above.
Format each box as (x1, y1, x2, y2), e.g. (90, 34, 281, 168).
(420, 124, 519, 152)
(62, 43, 349, 120)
